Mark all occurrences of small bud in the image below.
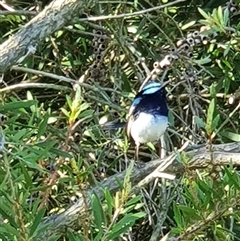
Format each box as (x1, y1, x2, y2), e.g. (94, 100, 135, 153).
(176, 39, 185, 47)
(228, 95, 235, 105)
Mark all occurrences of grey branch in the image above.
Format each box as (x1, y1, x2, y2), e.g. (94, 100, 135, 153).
(35, 142, 240, 240)
(0, 0, 92, 72)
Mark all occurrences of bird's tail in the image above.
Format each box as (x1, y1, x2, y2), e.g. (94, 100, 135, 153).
(102, 121, 127, 130)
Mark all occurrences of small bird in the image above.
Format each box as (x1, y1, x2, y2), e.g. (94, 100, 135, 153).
(104, 81, 168, 160)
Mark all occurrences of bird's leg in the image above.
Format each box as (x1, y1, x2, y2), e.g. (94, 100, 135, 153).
(158, 140, 162, 158)
(134, 143, 145, 168)
(135, 143, 139, 161)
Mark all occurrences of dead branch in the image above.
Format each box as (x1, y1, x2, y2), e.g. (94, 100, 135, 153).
(0, 0, 92, 72)
(35, 142, 240, 240)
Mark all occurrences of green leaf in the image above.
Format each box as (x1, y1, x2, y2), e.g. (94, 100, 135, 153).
(37, 111, 50, 139)
(206, 98, 215, 136)
(0, 100, 37, 111)
(27, 91, 37, 113)
(194, 116, 205, 129)
(61, 108, 69, 117)
(217, 6, 224, 25)
(91, 193, 105, 229)
(107, 212, 145, 240)
(223, 167, 240, 189)
(0, 224, 20, 237)
(173, 202, 183, 228)
(212, 114, 220, 131)
(223, 7, 230, 25)
(220, 131, 240, 142)
(20, 162, 33, 188)
(125, 195, 142, 207)
(104, 189, 113, 218)
(29, 208, 46, 237)
(66, 95, 72, 109)
(178, 205, 202, 220)
(198, 8, 210, 19)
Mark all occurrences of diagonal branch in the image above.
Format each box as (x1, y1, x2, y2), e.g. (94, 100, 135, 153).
(0, 0, 92, 72)
(35, 142, 240, 240)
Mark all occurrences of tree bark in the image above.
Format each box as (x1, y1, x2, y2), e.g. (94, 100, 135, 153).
(0, 0, 92, 72)
(35, 142, 240, 240)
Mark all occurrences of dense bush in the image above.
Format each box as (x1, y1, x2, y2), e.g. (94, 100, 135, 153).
(1, 0, 240, 240)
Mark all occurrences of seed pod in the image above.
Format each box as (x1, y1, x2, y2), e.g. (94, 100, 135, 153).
(194, 38, 202, 45)
(94, 48, 99, 54)
(193, 86, 199, 92)
(99, 43, 106, 51)
(166, 55, 173, 62)
(186, 37, 195, 46)
(187, 52, 193, 58)
(192, 31, 199, 38)
(230, 1, 237, 7)
(94, 30, 103, 36)
(159, 55, 172, 68)
(200, 35, 208, 45)
(171, 54, 179, 60)
(97, 38, 105, 44)
(230, 6, 237, 13)
(95, 54, 102, 61)
(97, 62, 105, 69)
(91, 64, 98, 69)
(178, 43, 190, 52)
(153, 61, 160, 69)
(93, 41, 99, 48)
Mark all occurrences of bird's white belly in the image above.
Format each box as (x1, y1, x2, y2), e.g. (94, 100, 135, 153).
(130, 113, 168, 144)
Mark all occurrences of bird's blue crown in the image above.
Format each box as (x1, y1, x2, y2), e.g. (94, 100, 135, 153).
(130, 81, 168, 119)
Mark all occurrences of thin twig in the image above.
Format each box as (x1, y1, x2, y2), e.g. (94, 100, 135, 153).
(0, 10, 37, 16)
(78, 0, 186, 22)
(0, 83, 71, 93)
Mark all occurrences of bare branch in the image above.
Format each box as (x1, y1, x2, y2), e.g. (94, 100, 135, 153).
(78, 0, 186, 22)
(35, 142, 240, 240)
(0, 10, 37, 16)
(0, 0, 92, 72)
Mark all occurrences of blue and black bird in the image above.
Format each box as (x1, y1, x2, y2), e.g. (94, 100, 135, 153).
(104, 81, 168, 160)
